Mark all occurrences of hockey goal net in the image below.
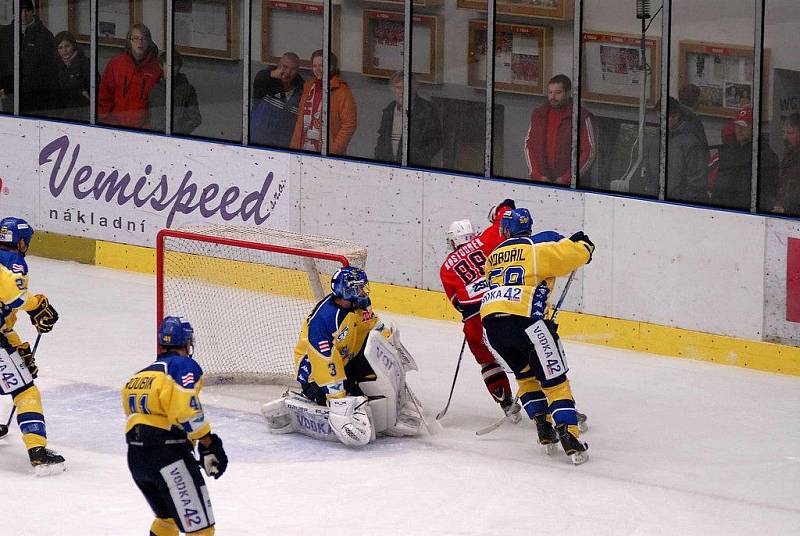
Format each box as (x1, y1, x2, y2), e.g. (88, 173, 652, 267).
(156, 225, 367, 385)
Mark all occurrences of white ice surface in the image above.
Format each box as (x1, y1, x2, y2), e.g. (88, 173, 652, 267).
(1, 257, 799, 535)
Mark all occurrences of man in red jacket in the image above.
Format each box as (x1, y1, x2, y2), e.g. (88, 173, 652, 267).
(524, 74, 596, 185)
(98, 23, 161, 128)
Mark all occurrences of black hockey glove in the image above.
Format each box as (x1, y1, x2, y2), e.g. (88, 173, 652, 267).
(569, 231, 595, 264)
(16, 342, 37, 379)
(28, 295, 58, 333)
(488, 198, 516, 223)
(198, 433, 228, 479)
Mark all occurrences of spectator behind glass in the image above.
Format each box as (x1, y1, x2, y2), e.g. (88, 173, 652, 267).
(98, 23, 161, 128)
(18, 0, 60, 116)
(774, 113, 800, 215)
(712, 106, 779, 210)
(54, 31, 91, 122)
(147, 50, 201, 135)
(290, 50, 356, 155)
(251, 52, 303, 148)
(677, 83, 709, 154)
(665, 96, 708, 204)
(0, 21, 12, 112)
(524, 74, 596, 185)
(374, 71, 442, 167)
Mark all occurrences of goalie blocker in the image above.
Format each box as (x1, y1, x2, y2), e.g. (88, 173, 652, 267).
(262, 326, 424, 446)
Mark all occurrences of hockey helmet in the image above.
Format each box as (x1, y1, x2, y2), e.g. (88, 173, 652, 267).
(0, 217, 34, 250)
(331, 266, 370, 309)
(500, 208, 533, 237)
(158, 316, 194, 350)
(446, 220, 476, 250)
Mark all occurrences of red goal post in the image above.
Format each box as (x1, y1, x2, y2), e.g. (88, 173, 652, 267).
(156, 225, 367, 385)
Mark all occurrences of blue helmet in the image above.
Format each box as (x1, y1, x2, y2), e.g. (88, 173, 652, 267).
(501, 208, 534, 237)
(331, 266, 371, 309)
(0, 217, 34, 250)
(158, 316, 194, 350)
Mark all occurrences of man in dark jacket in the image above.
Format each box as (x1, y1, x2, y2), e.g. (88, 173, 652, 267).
(666, 97, 709, 204)
(55, 31, 91, 122)
(147, 50, 202, 134)
(0, 22, 12, 112)
(18, 0, 60, 116)
(713, 106, 779, 210)
(375, 71, 442, 167)
(250, 52, 303, 148)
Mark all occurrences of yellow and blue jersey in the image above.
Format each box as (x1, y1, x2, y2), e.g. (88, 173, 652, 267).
(122, 352, 211, 441)
(294, 294, 380, 400)
(0, 249, 38, 346)
(480, 232, 590, 320)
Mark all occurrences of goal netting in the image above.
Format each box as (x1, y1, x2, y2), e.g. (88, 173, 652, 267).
(156, 225, 367, 385)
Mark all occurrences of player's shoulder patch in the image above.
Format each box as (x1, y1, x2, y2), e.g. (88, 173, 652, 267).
(166, 356, 203, 388)
(0, 250, 27, 274)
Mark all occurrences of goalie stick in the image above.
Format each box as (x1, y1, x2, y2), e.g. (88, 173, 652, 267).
(435, 336, 467, 421)
(475, 271, 576, 436)
(0, 334, 42, 439)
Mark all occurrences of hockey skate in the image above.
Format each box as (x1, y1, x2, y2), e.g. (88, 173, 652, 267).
(555, 423, 589, 465)
(577, 411, 588, 433)
(28, 447, 66, 476)
(499, 395, 522, 425)
(533, 414, 559, 455)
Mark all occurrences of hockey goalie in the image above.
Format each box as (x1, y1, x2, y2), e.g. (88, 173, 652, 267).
(261, 267, 425, 446)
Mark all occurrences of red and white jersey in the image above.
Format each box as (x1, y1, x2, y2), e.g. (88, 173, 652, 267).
(440, 216, 507, 320)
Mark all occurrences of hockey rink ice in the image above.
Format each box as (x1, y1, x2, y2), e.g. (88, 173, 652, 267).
(1, 257, 799, 535)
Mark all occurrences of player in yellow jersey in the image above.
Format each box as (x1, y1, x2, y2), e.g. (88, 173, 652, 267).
(0, 217, 64, 475)
(480, 208, 595, 464)
(262, 266, 425, 446)
(123, 316, 227, 536)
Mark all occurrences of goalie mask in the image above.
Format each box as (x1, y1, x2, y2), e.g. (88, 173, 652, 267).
(500, 208, 533, 237)
(331, 267, 371, 309)
(158, 316, 195, 353)
(446, 220, 475, 251)
(0, 217, 35, 252)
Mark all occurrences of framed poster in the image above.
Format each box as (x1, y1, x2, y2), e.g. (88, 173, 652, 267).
(68, 0, 135, 47)
(367, 0, 443, 5)
(261, 0, 340, 69)
(457, 0, 573, 21)
(362, 9, 442, 83)
(170, 0, 240, 60)
(0, 0, 48, 25)
(467, 19, 552, 96)
(678, 40, 770, 118)
(581, 31, 660, 107)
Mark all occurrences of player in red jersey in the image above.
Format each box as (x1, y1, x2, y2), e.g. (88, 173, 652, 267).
(439, 199, 521, 421)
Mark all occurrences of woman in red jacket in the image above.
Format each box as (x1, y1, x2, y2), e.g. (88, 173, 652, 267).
(98, 24, 161, 129)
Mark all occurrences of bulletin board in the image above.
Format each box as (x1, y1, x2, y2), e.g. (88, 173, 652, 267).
(362, 9, 442, 83)
(68, 0, 135, 47)
(467, 19, 552, 96)
(171, 0, 240, 60)
(678, 40, 770, 118)
(458, 0, 573, 21)
(581, 31, 660, 107)
(0, 0, 48, 25)
(261, 0, 340, 69)
(367, 0, 443, 5)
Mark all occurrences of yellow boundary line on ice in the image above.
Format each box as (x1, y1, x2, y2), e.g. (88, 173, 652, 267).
(32, 232, 800, 377)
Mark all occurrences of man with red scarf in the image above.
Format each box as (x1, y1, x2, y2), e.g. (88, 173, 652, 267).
(524, 74, 596, 185)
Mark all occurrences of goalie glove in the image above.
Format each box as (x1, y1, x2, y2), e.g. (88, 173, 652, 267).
(16, 342, 37, 379)
(327, 396, 372, 447)
(197, 433, 228, 479)
(28, 295, 58, 333)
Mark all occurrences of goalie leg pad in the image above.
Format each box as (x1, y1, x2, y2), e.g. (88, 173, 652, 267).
(260, 397, 294, 434)
(328, 396, 373, 447)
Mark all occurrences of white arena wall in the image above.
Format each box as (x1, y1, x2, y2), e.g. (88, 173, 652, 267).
(1, 115, 799, 349)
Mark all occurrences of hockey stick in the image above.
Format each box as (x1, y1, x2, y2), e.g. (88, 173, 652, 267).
(475, 272, 576, 436)
(435, 336, 467, 421)
(0, 333, 42, 439)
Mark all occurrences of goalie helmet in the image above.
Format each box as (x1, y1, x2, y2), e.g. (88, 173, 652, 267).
(158, 316, 194, 350)
(501, 208, 533, 237)
(446, 220, 475, 250)
(331, 266, 370, 309)
(0, 217, 34, 250)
